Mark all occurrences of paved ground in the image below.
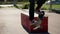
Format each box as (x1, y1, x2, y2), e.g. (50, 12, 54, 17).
(0, 8, 27, 34)
(0, 8, 60, 34)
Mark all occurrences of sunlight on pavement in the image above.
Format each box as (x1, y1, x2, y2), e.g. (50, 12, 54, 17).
(0, 8, 28, 34)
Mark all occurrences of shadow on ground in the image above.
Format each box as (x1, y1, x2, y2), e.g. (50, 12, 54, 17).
(21, 24, 49, 34)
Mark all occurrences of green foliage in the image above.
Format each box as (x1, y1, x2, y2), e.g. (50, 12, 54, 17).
(0, 6, 2, 8)
(0, 2, 13, 4)
(0, 6, 3, 8)
(52, 4, 60, 9)
(17, 0, 29, 2)
(13, 2, 60, 10)
(17, 2, 29, 4)
(52, 9, 60, 14)
(41, 4, 60, 10)
(41, 4, 50, 10)
(22, 4, 29, 9)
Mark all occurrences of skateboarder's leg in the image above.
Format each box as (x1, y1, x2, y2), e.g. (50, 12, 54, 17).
(35, 0, 46, 19)
(36, 0, 47, 10)
(29, 0, 35, 22)
(33, 0, 47, 30)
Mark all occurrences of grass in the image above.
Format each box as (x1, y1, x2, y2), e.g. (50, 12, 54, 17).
(17, 2, 29, 4)
(14, 2, 29, 8)
(0, 2, 13, 4)
(52, 4, 60, 9)
(0, 1, 60, 10)
(41, 4, 60, 10)
(15, 2, 60, 10)
(0, 6, 2, 8)
(0, 6, 4, 8)
(41, 4, 50, 10)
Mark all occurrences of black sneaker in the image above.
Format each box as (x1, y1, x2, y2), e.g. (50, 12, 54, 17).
(38, 11, 45, 20)
(31, 20, 41, 30)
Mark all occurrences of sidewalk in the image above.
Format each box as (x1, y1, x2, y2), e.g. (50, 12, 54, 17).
(0, 4, 13, 7)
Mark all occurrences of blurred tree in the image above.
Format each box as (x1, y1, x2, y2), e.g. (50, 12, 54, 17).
(17, 0, 28, 2)
(0, 0, 4, 2)
(4, 0, 7, 3)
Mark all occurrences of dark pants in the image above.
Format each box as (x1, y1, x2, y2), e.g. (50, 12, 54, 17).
(29, 0, 46, 21)
(29, 0, 35, 21)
